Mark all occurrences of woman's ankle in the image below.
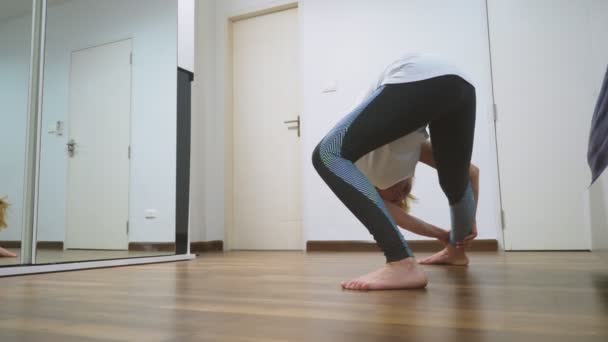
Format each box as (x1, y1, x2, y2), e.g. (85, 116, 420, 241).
(388, 257, 419, 268)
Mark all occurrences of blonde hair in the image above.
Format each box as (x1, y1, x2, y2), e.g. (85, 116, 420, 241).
(400, 194, 416, 213)
(0, 198, 8, 230)
(399, 177, 416, 213)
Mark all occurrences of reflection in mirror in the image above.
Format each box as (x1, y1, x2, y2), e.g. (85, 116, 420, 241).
(36, 0, 178, 263)
(0, 0, 33, 265)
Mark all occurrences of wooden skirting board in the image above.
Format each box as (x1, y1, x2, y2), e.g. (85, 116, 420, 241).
(129, 241, 225, 253)
(128, 242, 176, 252)
(0, 241, 64, 249)
(190, 240, 224, 253)
(306, 239, 498, 253)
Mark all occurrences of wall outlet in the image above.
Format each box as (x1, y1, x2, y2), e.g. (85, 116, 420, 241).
(144, 209, 157, 219)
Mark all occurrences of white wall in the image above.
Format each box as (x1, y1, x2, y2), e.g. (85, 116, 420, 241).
(0, 14, 31, 241)
(32, 0, 177, 243)
(178, 0, 195, 72)
(191, 0, 502, 244)
(589, 0, 608, 251)
(190, 0, 218, 242)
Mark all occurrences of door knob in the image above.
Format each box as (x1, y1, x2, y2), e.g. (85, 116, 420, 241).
(283, 116, 300, 137)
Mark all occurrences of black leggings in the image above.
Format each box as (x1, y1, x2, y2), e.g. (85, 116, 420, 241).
(312, 75, 476, 262)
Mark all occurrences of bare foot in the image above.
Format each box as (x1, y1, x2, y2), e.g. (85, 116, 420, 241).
(0, 247, 17, 258)
(341, 257, 428, 291)
(419, 245, 469, 266)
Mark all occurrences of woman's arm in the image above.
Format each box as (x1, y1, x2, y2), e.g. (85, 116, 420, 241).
(384, 200, 449, 244)
(469, 164, 480, 213)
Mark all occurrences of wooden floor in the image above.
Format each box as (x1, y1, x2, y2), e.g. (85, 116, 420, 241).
(0, 249, 172, 266)
(1, 251, 607, 341)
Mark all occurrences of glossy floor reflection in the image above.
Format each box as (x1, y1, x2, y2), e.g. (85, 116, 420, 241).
(1, 251, 607, 341)
(0, 249, 172, 266)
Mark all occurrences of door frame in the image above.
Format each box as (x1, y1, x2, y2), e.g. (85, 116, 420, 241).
(64, 38, 133, 250)
(224, 2, 300, 251)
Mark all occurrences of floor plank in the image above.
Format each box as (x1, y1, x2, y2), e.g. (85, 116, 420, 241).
(1, 251, 607, 341)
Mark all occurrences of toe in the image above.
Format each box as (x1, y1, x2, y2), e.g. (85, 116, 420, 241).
(356, 281, 368, 291)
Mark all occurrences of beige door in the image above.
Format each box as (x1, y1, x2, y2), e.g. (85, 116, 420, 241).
(231, 8, 302, 250)
(66, 39, 132, 250)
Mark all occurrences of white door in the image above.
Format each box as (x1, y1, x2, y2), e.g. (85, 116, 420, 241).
(488, 0, 596, 250)
(66, 39, 132, 250)
(232, 8, 302, 250)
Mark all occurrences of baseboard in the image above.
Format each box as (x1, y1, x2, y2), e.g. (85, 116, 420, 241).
(190, 240, 224, 253)
(37, 241, 64, 250)
(0, 241, 64, 249)
(128, 242, 176, 252)
(129, 241, 224, 253)
(0, 241, 20, 248)
(306, 239, 499, 253)
(129, 241, 225, 253)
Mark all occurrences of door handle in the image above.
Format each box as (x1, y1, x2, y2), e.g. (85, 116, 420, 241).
(283, 116, 300, 137)
(67, 139, 77, 157)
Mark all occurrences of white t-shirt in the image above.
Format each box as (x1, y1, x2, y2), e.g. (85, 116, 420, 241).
(354, 53, 471, 190)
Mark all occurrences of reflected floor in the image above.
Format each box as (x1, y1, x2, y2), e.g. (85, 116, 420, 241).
(0, 248, 172, 266)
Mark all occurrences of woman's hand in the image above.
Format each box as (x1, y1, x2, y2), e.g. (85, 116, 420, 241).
(434, 227, 450, 246)
(455, 222, 478, 248)
(384, 200, 453, 240)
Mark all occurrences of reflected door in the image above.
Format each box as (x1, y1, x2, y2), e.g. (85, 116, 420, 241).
(66, 39, 132, 250)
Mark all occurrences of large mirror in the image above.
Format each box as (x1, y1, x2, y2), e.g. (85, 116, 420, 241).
(34, 0, 179, 263)
(0, 0, 33, 265)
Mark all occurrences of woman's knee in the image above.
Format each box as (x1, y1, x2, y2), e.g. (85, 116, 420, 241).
(311, 142, 325, 173)
(312, 138, 343, 177)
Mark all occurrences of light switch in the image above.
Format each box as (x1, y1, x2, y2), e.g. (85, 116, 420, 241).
(145, 209, 157, 219)
(322, 80, 338, 93)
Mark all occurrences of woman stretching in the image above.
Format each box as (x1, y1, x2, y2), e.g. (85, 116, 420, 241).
(312, 53, 479, 290)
